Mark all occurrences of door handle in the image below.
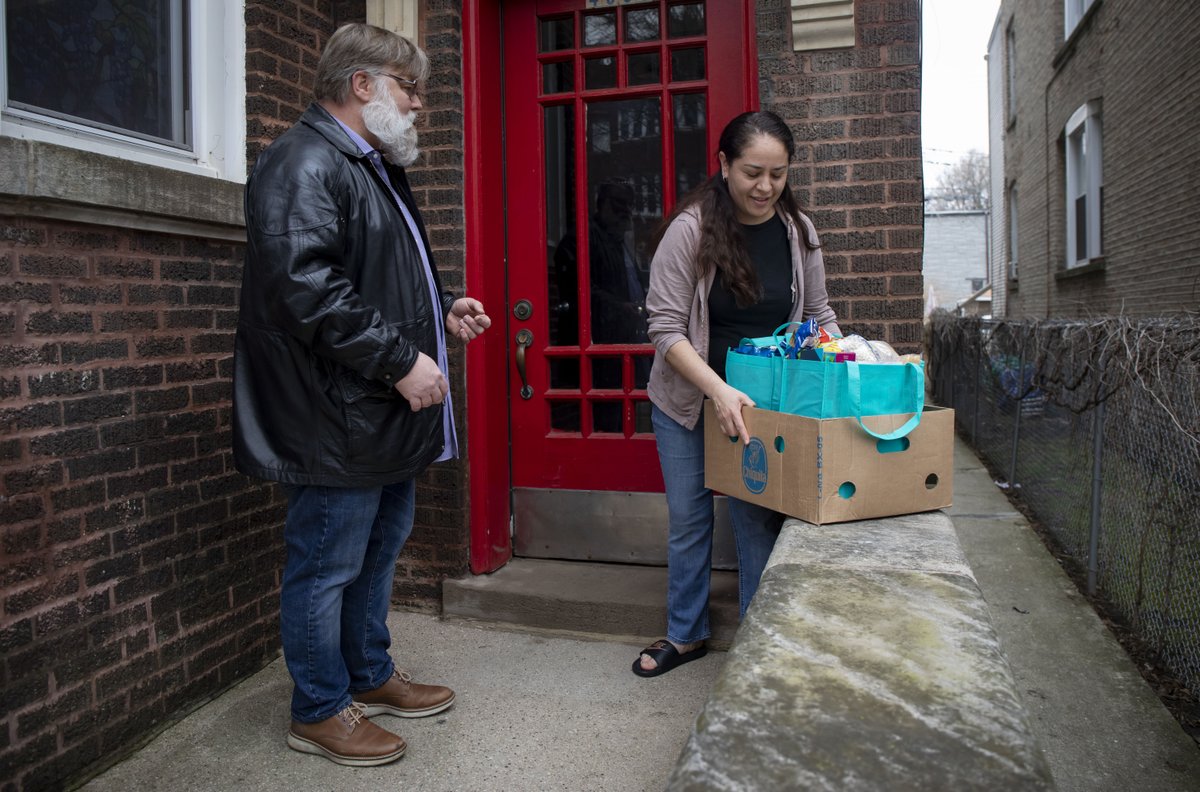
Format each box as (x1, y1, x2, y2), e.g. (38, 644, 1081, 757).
(515, 328, 534, 399)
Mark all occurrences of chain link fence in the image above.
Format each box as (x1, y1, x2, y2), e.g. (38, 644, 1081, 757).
(928, 312, 1200, 701)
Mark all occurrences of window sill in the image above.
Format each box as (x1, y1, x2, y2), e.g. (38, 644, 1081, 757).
(1057, 256, 1106, 280)
(0, 136, 245, 241)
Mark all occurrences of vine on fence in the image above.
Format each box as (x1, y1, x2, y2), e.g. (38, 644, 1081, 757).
(928, 310, 1200, 727)
(929, 311, 1200, 444)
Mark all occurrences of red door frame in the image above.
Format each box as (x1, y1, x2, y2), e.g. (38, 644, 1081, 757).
(463, 0, 510, 573)
(463, 0, 759, 574)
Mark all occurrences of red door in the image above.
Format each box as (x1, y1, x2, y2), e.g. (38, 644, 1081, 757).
(467, 0, 755, 567)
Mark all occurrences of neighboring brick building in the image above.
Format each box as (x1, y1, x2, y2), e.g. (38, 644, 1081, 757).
(0, 1, 922, 787)
(986, 0, 1200, 318)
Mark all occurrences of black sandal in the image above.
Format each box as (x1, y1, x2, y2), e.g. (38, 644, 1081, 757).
(631, 639, 707, 678)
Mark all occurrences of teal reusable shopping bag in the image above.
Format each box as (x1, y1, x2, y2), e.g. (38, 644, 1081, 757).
(724, 351, 782, 410)
(724, 326, 926, 440)
(776, 358, 925, 439)
(722, 321, 801, 411)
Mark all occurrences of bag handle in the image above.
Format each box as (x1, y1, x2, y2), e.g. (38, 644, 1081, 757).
(769, 321, 802, 347)
(846, 360, 924, 440)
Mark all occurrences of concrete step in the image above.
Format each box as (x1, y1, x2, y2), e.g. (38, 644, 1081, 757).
(442, 558, 740, 648)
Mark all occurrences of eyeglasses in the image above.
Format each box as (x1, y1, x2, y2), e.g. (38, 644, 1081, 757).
(376, 72, 420, 100)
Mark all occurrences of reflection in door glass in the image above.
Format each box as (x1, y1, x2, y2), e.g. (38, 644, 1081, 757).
(592, 357, 622, 390)
(671, 47, 706, 82)
(582, 12, 617, 46)
(625, 7, 660, 42)
(592, 402, 623, 434)
(549, 400, 582, 433)
(584, 56, 617, 90)
(548, 357, 579, 390)
(586, 99, 662, 345)
(545, 104, 578, 347)
(634, 401, 653, 434)
(627, 51, 661, 85)
(543, 61, 573, 94)
(633, 352, 653, 390)
(668, 3, 706, 37)
(673, 93, 708, 197)
(539, 17, 574, 51)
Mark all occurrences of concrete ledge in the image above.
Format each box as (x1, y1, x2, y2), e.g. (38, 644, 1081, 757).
(667, 512, 1056, 791)
(0, 136, 245, 240)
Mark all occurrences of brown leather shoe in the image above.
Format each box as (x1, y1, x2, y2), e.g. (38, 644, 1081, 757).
(354, 668, 456, 718)
(287, 702, 406, 766)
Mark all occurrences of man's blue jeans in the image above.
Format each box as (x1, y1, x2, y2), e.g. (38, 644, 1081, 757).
(280, 480, 415, 723)
(652, 404, 784, 645)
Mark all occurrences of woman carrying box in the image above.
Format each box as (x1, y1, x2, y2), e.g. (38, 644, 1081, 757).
(636, 111, 841, 677)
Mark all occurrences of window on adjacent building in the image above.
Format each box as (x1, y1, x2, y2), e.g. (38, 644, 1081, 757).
(1064, 0, 1097, 39)
(1005, 23, 1017, 125)
(1, 0, 245, 181)
(1007, 185, 1018, 280)
(1064, 101, 1103, 268)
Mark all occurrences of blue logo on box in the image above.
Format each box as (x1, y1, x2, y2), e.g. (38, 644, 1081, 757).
(741, 437, 768, 494)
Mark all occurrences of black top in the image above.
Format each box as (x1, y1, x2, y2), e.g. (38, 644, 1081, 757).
(707, 213, 793, 381)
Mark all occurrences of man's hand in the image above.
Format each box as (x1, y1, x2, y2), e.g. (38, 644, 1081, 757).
(394, 352, 449, 411)
(446, 298, 491, 342)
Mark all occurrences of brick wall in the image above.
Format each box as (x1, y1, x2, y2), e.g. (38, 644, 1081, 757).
(387, 0, 474, 607)
(0, 3, 370, 789)
(0, 218, 278, 790)
(758, 0, 925, 352)
(1001, 0, 1200, 318)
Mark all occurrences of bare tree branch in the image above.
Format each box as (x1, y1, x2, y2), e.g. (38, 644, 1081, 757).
(927, 150, 990, 212)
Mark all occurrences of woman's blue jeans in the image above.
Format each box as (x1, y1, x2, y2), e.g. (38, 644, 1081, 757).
(280, 480, 415, 723)
(652, 404, 784, 645)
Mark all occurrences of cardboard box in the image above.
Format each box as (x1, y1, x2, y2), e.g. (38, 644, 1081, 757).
(703, 402, 954, 525)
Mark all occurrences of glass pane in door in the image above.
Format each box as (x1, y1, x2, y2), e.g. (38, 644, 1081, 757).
(545, 104, 578, 347)
(668, 3, 706, 37)
(583, 12, 617, 46)
(673, 93, 708, 196)
(585, 98, 661, 345)
(625, 7, 660, 42)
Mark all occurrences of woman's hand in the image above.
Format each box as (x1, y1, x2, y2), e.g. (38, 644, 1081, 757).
(710, 382, 755, 445)
(661, 340, 756, 443)
(446, 298, 491, 342)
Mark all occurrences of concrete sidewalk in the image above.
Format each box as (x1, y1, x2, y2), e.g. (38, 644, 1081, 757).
(79, 613, 723, 792)
(948, 435, 1200, 792)
(79, 437, 1200, 791)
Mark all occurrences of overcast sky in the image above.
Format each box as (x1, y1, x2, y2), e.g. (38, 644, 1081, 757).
(921, 0, 1002, 191)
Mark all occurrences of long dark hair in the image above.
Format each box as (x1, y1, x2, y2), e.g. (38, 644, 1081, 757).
(656, 110, 812, 308)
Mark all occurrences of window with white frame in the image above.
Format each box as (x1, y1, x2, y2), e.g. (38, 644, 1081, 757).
(1064, 0, 1097, 39)
(1007, 185, 1018, 280)
(1, 0, 245, 181)
(1064, 101, 1103, 268)
(1005, 23, 1016, 125)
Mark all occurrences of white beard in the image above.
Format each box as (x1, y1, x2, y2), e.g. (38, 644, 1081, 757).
(362, 88, 420, 167)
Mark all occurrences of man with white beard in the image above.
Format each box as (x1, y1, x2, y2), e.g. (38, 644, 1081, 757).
(232, 24, 490, 767)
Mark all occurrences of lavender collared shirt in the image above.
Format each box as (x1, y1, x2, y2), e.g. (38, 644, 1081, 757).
(334, 119, 458, 463)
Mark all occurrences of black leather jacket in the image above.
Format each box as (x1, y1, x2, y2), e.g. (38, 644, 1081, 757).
(233, 103, 454, 486)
